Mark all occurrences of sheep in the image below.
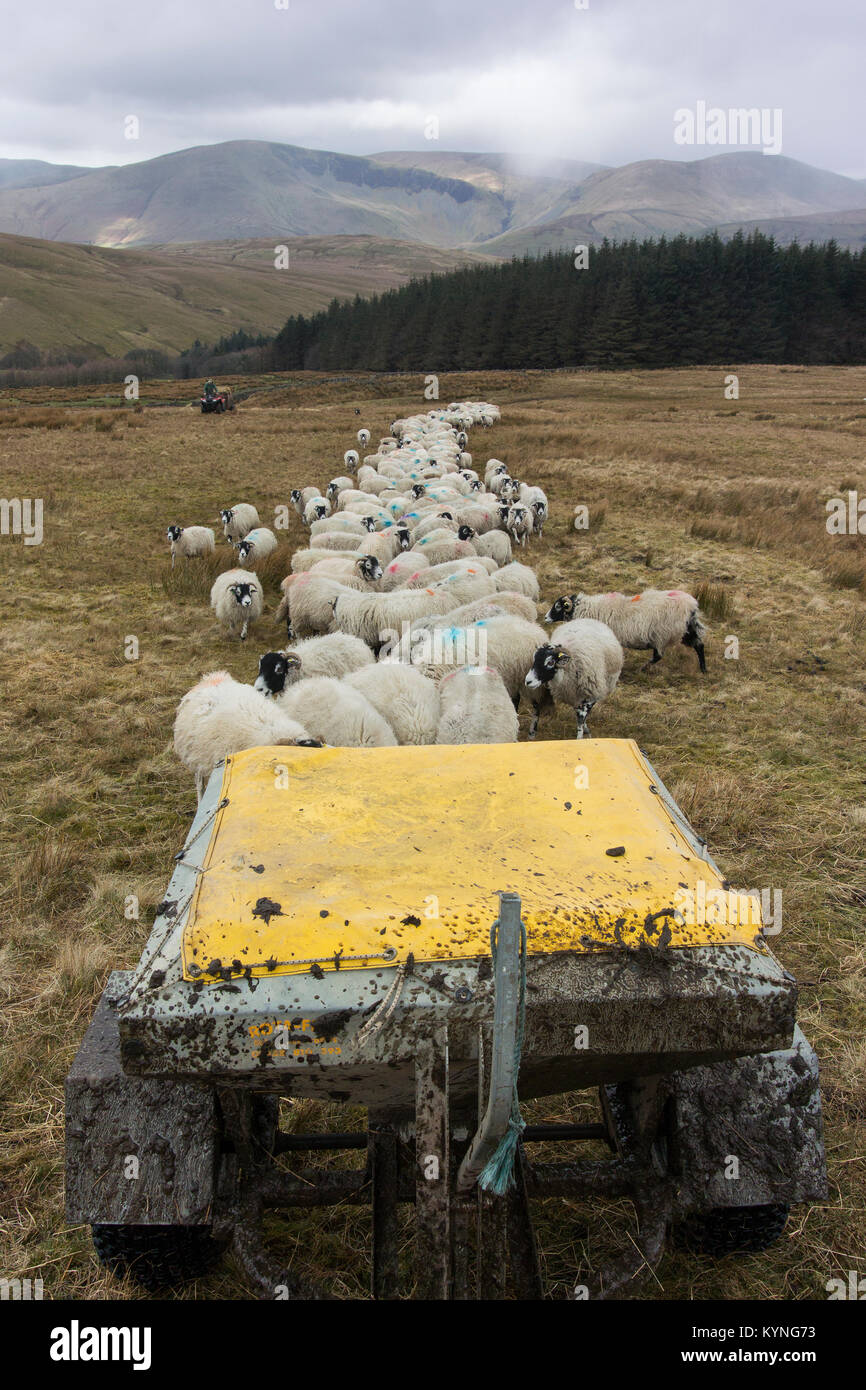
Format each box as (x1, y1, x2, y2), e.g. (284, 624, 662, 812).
(408, 615, 548, 710)
(344, 448, 360, 470)
(492, 562, 540, 601)
(357, 428, 371, 447)
(210, 568, 264, 641)
(506, 504, 532, 547)
(360, 526, 412, 563)
(281, 572, 369, 638)
(326, 476, 356, 503)
(409, 538, 477, 567)
(376, 553, 430, 590)
(290, 547, 361, 573)
(310, 531, 371, 552)
(166, 524, 215, 567)
(436, 666, 519, 745)
(220, 503, 260, 544)
(343, 663, 440, 745)
(405, 559, 491, 588)
(520, 485, 548, 535)
(174, 670, 318, 802)
(313, 511, 366, 537)
(255, 633, 374, 694)
(544, 589, 707, 673)
(291, 487, 320, 518)
(276, 677, 398, 747)
(236, 527, 279, 567)
(303, 496, 332, 527)
(411, 592, 538, 630)
(499, 478, 522, 505)
(525, 618, 623, 739)
(274, 559, 382, 630)
(468, 529, 511, 566)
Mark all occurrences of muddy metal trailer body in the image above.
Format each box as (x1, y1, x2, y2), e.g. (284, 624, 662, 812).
(66, 739, 826, 1298)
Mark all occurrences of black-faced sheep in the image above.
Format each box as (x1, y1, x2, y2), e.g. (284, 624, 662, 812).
(220, 503, 260, 544)
(166, 525, 215, 567)
(210, 568, 264, 641)
(544, 589, 707, 673)
(525, 618, 624, 739)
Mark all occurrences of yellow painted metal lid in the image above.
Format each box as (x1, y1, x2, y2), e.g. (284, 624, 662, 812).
(181, 740, 764, 981)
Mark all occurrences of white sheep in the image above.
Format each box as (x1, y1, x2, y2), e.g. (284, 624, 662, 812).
(519, 485, 548, 535)
(411, 592, 538, 630)
(254, 632, 374, 694)
(210, 568, 264, 641)
(276, 676, 397, 747)
(291, 486, 321, 518)
(506, 504, 532, 547)
(220, 503, 260, 544)
(303, 496, 332, 527)
(409, 615, 548, 710)
(325, 476, 357, 503)
(525, 618, 623, 739)
(310, 512, 367, 538)
(236, 527, 279, 567)
(357, 428, 371, 447)
(471, 530, 512, 566)
(408, 538, 477, 567)
(310, 531, 370, 552)
(343, 663, 440, 745)
(436, 667, 518, 745)
(344, 448, 360, 470)
(166, 524, 215, 567)
(492, 562, 540, 601)
(174, 670, 316, 802)
(544, 589, 707, 672)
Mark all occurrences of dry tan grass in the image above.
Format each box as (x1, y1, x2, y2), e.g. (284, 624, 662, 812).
(1, 364, 864, 1301)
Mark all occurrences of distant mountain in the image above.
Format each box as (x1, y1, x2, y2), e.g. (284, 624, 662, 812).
(0, 158, 106, 191)
(477, 154, 866, 256)
(0, 232, 484, 357)
(0, 141, 862, 254)
(0, 141, 521, 248)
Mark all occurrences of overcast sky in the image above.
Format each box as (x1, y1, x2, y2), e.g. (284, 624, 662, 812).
(2, 0, 862, 177)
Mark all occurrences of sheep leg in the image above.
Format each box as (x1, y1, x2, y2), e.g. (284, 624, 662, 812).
(511, 691, 521, 714)
(575, 701, 593, 739)
(643, 647, 663, 672)
(528, 701, 542, 740)
(240, 619, 249, 641)
(171, 553, 176, 569)
(195, 771, 205, 804)
(682, 630, 707, 673)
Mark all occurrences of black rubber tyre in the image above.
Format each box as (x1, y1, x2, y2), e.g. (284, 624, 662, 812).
(675, 1203, 789, 1257)
(92, 1223, 225, 1291)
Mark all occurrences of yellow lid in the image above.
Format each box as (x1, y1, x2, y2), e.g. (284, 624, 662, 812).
(181, 740, 764, 980)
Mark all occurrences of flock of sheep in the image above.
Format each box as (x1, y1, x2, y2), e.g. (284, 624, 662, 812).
(167, 401, 707, 801)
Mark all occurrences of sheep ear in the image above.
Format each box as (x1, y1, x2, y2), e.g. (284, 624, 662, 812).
(555, 648, 571, 666)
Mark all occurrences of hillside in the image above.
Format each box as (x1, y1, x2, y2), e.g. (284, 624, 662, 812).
(477, 154, 866, 257)
(0, 141, 863, 254)
(0, 233, 485, 356)
(0, 142, 515, 249)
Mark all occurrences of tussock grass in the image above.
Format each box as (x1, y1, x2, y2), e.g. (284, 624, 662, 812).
(694, 580, 735, 622)
(1, 363, 864, 1301)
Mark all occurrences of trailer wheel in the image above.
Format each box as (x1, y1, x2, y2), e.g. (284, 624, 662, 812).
(675, 1203, 789, 1257)
(91, 1223, 225, 1291)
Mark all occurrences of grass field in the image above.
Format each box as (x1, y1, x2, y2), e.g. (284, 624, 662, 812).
(0, 232, 485, 358)
(1, 364, 864, 1300)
